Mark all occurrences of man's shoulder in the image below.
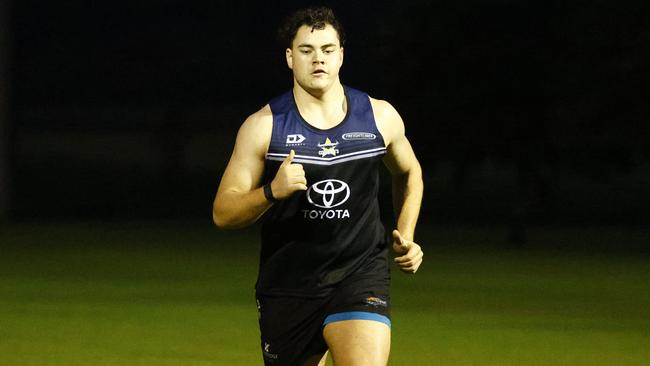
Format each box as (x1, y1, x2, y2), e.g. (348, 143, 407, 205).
(244, 104, 273, 127)
(344, 85, 396, 116)
(236, 105, 273, 151)
(368, 96, 390, 110)
(245, 88, 293, 125)
(368, 97, 400, 121)
(267, 89, 295, 115)
(368, 97, 404, 146)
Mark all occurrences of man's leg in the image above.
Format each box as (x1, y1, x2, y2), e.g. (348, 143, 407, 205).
(257, 294, 330, 365)
(323, 319, 390, 365)
(303, 351, 328, 366)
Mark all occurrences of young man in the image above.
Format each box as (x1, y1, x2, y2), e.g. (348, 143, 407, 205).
(213, 7, 423, 366)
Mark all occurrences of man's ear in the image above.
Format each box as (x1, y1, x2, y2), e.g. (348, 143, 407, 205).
(285, 48, 293, 70)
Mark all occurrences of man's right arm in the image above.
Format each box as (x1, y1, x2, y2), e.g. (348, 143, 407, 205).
(212, 106, 307, 229)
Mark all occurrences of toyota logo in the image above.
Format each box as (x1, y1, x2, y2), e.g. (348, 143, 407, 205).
(307, 179, 350, 208)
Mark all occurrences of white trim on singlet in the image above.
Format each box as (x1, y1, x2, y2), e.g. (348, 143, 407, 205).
(266, 147, 386, 166)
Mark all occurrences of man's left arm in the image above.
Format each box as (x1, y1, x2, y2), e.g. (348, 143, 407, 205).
(372, 99, 424, 274)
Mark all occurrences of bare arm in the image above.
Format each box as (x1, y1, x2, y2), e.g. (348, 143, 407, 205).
(387, 135, 423, 242)
(372, 98, 424, 273)
(212, 106, 307, 229)
(212, 107, 273, 229)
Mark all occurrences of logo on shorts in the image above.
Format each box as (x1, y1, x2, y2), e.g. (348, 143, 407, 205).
(365, 296, 388, 308)
(262, 341, 279, 360)
(303, 179, 351, 220)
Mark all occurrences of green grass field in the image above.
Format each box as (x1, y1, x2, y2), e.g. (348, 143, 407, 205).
(1, 221, 649, 365)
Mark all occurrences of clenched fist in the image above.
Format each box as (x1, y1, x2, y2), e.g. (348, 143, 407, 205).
(270, 150, 308, 200)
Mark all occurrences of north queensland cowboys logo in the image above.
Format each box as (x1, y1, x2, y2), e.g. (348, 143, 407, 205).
(303, 179, 351, 220)
(318, 138, 339, 157)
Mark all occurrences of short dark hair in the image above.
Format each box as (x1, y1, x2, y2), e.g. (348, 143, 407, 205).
(277, 6, 346, 49)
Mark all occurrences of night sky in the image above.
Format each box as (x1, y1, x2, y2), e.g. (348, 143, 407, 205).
(3, 0, 650, 225)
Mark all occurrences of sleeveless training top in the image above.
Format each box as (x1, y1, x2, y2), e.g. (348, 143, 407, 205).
(257, 85, 389, 297)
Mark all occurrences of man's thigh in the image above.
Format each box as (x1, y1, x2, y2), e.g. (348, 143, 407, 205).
(303, 351, 328, 366)
(323, 319, 391, 366)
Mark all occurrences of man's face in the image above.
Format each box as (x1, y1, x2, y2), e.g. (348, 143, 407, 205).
(285, 24, 344, 93)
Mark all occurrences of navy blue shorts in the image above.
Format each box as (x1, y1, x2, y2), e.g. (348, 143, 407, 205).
(256, 272, 390, 365)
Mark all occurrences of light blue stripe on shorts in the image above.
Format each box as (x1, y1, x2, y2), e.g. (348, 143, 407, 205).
(323, 311, 391, 327)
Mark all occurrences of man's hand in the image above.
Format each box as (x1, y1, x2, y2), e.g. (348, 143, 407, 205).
(270, 150, 308, 200)
(392, 229, 423, 274)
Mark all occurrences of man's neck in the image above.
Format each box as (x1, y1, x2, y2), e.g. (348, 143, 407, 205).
(293, 82, 347, 129)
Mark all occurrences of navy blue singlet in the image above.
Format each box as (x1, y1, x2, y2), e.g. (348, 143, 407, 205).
(257, 85, 389, 297)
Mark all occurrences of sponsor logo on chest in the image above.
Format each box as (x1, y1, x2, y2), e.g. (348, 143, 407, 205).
(285, 134, 306, 146)
(302, 179, 351, 220)
(342, 132, 376, 141)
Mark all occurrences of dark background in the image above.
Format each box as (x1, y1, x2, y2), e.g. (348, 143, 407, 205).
(1, 0, 649, 233)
